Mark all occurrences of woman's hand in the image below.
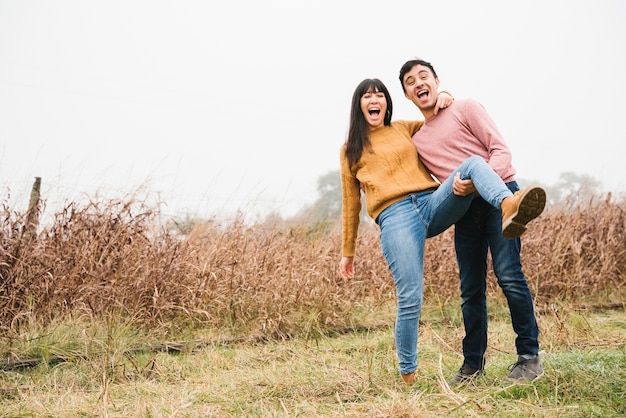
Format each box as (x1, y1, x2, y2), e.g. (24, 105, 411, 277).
(340, 256, 355, 279)
(434, 91, 455, 115)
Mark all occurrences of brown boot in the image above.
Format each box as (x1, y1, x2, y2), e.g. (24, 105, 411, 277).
(501, 185, 546, 239)
(401, 372, 416, 385)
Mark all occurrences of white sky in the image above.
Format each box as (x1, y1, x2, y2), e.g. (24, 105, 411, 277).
(1, 0, 625, 222)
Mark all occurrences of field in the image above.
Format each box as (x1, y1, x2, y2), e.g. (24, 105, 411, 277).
(0, 192, 625, 416)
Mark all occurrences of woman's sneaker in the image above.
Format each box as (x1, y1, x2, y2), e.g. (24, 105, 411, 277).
(507, 355, 544, 381)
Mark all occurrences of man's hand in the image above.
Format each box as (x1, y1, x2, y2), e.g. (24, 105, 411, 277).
(452, 172, 477, 196)
(340, 256, 355, 279)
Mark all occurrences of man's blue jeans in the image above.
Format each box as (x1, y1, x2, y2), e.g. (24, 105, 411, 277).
(454, 181, 539, 370)
(376, 156, 512, 375)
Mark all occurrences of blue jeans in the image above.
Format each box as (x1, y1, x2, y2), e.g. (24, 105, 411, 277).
(454, 181, 539, 370)
(376, 156, 512, 375)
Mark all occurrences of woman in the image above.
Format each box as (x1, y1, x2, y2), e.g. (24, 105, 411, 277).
(339, 78, 545, 384)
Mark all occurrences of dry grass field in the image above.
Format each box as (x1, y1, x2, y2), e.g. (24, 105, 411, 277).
(0, 191, 624, 416)
(1, 192, 624, 338)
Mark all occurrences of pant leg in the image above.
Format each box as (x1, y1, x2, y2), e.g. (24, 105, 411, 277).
(454, 198, 489, 370)
(489, 182, 540, 357)
(377, 197, 427, 375)
(428, 156, 512, 237)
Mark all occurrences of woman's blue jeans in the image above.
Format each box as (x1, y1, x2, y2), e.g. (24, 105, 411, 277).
(376, 156, 512, 375)
(454, 181, 539, 370)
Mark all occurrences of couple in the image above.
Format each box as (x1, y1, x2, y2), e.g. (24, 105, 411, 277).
(339, 58, 546, 386)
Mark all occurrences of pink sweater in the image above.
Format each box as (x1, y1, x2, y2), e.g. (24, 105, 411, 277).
(411, 99, 516, 183)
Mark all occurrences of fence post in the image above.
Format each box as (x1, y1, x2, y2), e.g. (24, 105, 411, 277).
(24, 177, 42, 241)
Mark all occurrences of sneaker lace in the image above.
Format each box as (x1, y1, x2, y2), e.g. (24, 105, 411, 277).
(509, 358, 529, 371)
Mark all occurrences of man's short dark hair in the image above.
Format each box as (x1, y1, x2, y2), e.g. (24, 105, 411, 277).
(399, 58, 438, 92)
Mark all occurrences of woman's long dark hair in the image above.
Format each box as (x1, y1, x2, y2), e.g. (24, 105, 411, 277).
(345, 78, 393, 168)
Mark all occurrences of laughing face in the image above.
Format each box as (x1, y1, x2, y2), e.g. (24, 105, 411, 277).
(402, 64, 440, 115)
(360, 88, 387, 130)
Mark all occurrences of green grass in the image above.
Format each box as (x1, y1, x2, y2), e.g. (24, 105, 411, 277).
(1, 302, 624, 417)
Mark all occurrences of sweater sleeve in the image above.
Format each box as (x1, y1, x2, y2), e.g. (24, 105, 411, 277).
(463, 99, 513, 179)
(340, 146, 362, 257)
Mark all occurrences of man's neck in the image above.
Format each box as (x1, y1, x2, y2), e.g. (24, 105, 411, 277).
(420, 108, 435, 120)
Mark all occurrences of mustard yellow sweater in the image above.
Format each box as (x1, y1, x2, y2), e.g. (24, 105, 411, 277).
(340, 120, 440, 257)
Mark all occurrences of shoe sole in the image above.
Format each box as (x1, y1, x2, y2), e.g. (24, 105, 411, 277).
(507, 370, 544, 381)
(447, 375, 482, 386)
(502, 186, 546, 239)
(447, 369, 484, 386)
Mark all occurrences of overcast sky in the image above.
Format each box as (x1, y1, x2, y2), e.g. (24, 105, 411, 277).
(1, 0, 625, 222)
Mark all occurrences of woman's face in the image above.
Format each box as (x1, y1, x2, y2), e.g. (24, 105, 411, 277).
(360, 89, 387, 130)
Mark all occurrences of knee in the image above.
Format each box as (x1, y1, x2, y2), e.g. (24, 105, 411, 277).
(461, 290, 485, 306)
(497, 276, 531, 297)
(460, 278, 486, 301)
(459, 156, 487, 177)
(464, 155, 485, 167)
(495, 270, 526, 287)
(397, 297, 423, 319)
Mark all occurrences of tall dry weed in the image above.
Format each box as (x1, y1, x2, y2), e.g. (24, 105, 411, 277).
(520, 193, 625, 302)
(0, 193, 624, 338)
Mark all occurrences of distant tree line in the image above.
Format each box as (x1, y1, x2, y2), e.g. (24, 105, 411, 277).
(288, 170, 608, 225)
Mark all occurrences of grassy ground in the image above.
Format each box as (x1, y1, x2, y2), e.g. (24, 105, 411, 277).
(1, 300, 624, 417)
(1, 195, 624, 416)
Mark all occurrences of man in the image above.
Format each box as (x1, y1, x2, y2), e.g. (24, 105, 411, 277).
(399, 58, 545, 384)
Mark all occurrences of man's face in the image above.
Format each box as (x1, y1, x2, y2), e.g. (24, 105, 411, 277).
(402, 64, 440, 111)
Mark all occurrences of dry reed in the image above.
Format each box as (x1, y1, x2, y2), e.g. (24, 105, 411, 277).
(0, 192, 624, 340)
